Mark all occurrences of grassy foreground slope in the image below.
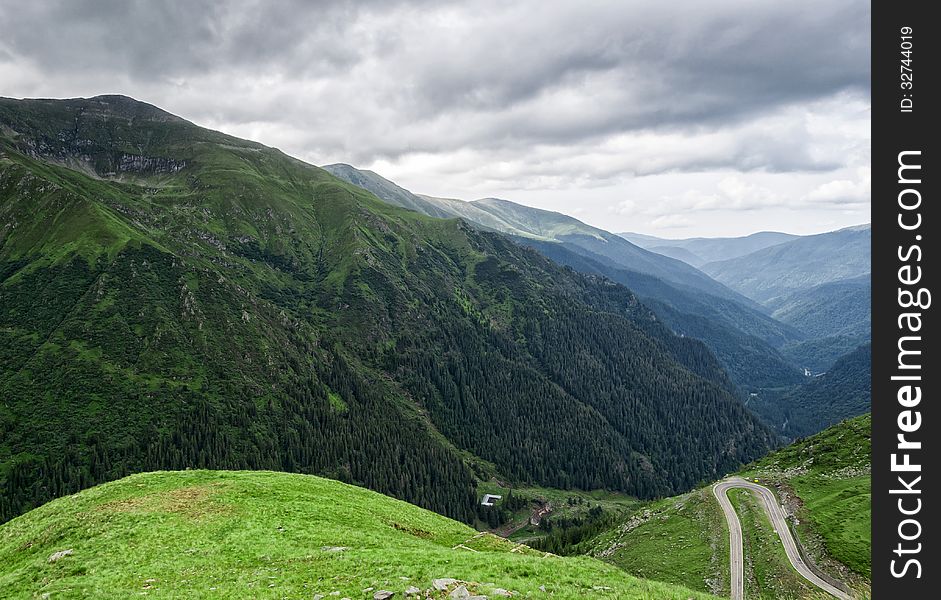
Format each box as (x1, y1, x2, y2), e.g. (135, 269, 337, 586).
(744, 413, 871, 581)
(582, 415, 871, 598)
(0, 471, 713, 600)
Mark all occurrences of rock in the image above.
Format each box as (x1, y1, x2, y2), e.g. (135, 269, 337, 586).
(313, 595, 325, 600)
(374, 592, 395, 600)
(433, 579, 458, 591)
(321, 546, 349, 553)
(47, 549, 73, 563)
(468, 596, 489, 600)
(404, 587, 421, 595)
(538, 586, 547, 592)
(449, 586, 471, 598)
(492, 589, 513, 597)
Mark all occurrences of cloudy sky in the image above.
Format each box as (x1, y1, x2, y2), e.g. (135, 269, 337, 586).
(0, 0, 870, 237)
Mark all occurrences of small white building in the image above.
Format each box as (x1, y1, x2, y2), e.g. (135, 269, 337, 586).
(480, 494, 502, 507)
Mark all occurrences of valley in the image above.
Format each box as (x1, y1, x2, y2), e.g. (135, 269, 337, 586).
(0, 95, 871, 599)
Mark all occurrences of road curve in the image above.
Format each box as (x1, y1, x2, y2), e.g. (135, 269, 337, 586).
(713, 478, 853, 600)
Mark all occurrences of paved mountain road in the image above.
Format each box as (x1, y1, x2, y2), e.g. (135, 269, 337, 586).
(713, 478, 853, 600)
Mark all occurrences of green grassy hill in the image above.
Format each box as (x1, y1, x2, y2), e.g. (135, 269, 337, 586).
(744, 413, 871, 581)
(0, 470, 714, 599)
(573, 415, 871, 598)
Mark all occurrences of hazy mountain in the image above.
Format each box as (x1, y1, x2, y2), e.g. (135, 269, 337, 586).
(780, 333, 871, 375)
(322, 165, 752, 304)
(320, 163, 456, 219)
(0, 95, 776, 523)
(620, 231, 799, 267)
(324, 164, 806, 390)
(768, 274, 871, 339)
(520, 239, 804, 390)
(700, 225, 871, 305)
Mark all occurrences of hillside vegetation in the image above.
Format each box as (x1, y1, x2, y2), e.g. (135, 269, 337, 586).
(324, 163, 806, 392)
(574, 415, 871, 597)
(0, 470, 714, 599)
(746, 344, 871, 440)
(0, 95, 775, 524)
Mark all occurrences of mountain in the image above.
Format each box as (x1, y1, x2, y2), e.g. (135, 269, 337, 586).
(322, 165, 752, 305)
(747, 344, 871, 440)
(519, 240, 804, 390)
(620, 231, 799, 267)
(323, 164, 806, 391)
(0, 95, 776, 524)
(768, 274, 871, 339)
(700, 225, 871, 305)
(318, 163, 456, 219)
(0, 470, 713, 599)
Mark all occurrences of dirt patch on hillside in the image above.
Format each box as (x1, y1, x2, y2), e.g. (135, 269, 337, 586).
(98, 484, 230, 520)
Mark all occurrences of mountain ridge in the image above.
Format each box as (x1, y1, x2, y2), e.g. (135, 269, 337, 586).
(0, 95, 776, 525)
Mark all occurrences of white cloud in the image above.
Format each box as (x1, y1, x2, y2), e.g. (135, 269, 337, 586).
(0, 0, 871, 237)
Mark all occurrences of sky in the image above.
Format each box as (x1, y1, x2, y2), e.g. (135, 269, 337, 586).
(0, 0, 871, 238)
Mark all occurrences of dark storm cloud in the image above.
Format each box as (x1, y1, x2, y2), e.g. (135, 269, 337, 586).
(0, 0, 869, 176)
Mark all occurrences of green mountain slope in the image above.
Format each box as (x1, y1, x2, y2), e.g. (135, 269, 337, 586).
(746, 344, 871, 440)
(321, 164, 751, 304)
(768, 275, 870, 340)
(701, 225, 871, 306)
(0, 470, 715, 599)
(0, 95, 776, 524)
(322, 163, 805, 392)
(520, 240, 804, 390)
(619, 231, 798, 268)
(575, 415, 871, 598)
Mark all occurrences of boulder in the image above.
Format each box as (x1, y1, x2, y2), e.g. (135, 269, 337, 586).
(47, 549, 73, 563)
(433, 579, 458, 591)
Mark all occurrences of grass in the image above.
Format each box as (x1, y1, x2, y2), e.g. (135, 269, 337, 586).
(0, 470, 716, 599)
(581, 415, 871, 598)
(745, 413, 871, 582)
(583, 488, 728, 596)
(789, 476, 870, 577)
(727, 489, 817, 599)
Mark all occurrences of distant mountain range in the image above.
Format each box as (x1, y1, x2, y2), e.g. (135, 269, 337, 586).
(699, 224, 871, 305)
(622, 223, 872, 373)
(619, 231, 799, 267)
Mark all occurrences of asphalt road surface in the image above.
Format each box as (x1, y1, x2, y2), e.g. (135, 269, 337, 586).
(713, 477, 853, 600)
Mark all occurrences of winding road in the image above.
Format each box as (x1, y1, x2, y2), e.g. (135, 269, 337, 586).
(713, 478, 853, 600)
